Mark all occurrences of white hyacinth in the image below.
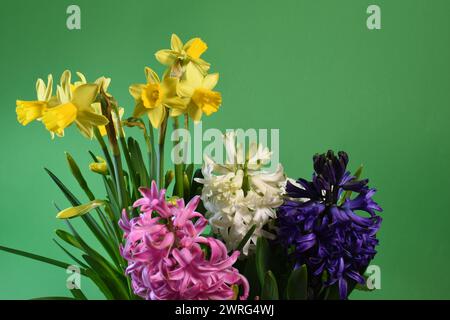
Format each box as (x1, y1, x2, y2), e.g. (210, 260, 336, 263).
(196, 132, 286, 255)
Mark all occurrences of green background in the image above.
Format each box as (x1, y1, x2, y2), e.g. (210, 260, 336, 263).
(1, 0, 449, 299)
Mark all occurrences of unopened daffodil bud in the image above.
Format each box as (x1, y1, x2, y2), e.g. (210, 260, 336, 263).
(89, 156, 108, 175)
(56, 200, 105, 219)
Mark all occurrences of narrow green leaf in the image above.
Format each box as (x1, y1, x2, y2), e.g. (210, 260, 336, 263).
(242, 253, 261, 300)
(324, 284, 341, 300)
(165, 170, 175, 189)
(52, 239, 88, 269)
(64, 221, 129, 299)
(128, 137, 150, 188)
(65, 152, 95, 200)
(70, 288, 87, 300)
(261, 270, 279, 300)
(185, 163, 194, 184)
(93, 128, 115, 183)
(183, 173, 190, 201)
(190, 168, 204, 198)
(103, 177, 119, 218)
(83, 268, 115, 300)
(256, 237, 269, 287)
(31, 297, 76, 300)
(0, 245, 86, 276)
(82, 255, 129, 300)
(286, 264, 308, 300)
(55, 230, 82, 250)
(47, 169, 119, 265)
(236, 225, 256, 253)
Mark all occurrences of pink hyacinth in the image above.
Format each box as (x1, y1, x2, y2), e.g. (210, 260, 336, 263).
(119, 181, 249, 300)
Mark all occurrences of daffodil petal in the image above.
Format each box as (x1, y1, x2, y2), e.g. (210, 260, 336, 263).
(75, 110, 109, 138)
(16, 100, 47, 125)
(76, 72, 87, 84)
(162, 77, 179, 96)
(42, 102, 77, 134)
(56, 200, 105, 219)
(60, 70, 72, 100)
(164, 96, 188, 110)
(96, 76, 111, 92)
(145, 67, 160, 84)
(155, 50, 178, 66)
(147, 105, 166, 128)
(184, 63, 204, 88)
(169, 107, 185, 117)
(72, 84, 99, 111)
(75, 120, 94, 138)
(203, 73, 219, 90)
(57, 84, 70, 104)
(177, 81, 195, 98)
(171, 34, 183, 51)
(184, 37, 208, 59)
(36, 79, 46, 101)
(44, 74, 53, 101)
(129, 84, 145, 101)
(132, 101, 147, 118)
(192, 57, 211, 74)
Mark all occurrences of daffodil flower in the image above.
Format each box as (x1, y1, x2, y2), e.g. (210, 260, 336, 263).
(42, 74, 109, 138)
(69, 72, 121, 137)
(155, 34, 210, 75)
(16, 74, 56, 126)
(176, 63, 222, 122)
(129, 67, 186, 128)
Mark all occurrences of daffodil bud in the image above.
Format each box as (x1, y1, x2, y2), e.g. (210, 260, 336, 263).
(56, 200, 105, 219)
(89, 156, 108, 175)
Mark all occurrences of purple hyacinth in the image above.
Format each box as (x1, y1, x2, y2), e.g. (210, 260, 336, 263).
(277, 150, 382, 299)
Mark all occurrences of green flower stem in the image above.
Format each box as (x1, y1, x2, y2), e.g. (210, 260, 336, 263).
(111, 104, 139, 198)
(93, 128, 114, 179)
(100, 90, 129, 210)
(184, 113, 189, 131)
(148, 119, 157, 183)
(158, 111, 169, 189)
(172, 117, 184, 197)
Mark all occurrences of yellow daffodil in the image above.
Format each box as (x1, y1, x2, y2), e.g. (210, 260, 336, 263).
(56, 200, 105, 219)
(155, 34, 210, 75)
(42, 71, 109, 138)
(16, 74, 56, 126)
(89, 156, 108, 175)
(176, 63, 222, 122)
(68, 71, 120, 137)
(129, 67, 186, 128)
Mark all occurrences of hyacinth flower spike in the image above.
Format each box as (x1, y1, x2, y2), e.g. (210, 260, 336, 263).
(278, 150, 382, 299)
(120, 181, 249, 300)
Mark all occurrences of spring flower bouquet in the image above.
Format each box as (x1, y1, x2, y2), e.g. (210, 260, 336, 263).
(2, 34, 383, 300)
